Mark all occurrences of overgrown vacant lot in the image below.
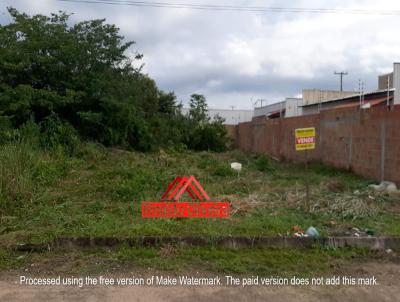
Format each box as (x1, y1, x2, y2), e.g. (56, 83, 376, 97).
(1, 142, 400, 247)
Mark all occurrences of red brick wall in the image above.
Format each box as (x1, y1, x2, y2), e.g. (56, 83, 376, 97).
(231, 106, 400, 184)
(236, 122, 253, 152)
(224, 125, 237, 142)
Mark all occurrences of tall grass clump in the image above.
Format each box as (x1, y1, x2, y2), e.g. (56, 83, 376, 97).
(0, 121, 72, 214)
(0, 140, 40, 212)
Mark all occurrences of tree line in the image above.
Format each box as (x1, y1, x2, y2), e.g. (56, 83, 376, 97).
(0, 8, 227, 153)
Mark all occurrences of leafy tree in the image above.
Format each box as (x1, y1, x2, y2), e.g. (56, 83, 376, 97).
(187, 94, 227, 151)
(0, 8, 228, 152)
(0, 8, 152, 147)
(189, 94, 208, 124)
(159, 91, 180, 116)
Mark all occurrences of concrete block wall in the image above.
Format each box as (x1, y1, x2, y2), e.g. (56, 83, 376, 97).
(231, 106, 400, 185)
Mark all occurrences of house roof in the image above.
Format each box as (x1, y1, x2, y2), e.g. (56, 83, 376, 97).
(331, 96, 391, 109)
(268, 109, 286, 118)
(301, 88, 395, 108)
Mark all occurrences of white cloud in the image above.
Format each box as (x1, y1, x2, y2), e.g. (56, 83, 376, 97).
(2, 0, 400, 108)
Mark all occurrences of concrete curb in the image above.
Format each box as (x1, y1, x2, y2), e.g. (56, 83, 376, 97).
(14, 236, 400, 252)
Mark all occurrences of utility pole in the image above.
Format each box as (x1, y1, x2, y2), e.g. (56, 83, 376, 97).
(387, 75, 390, 108)
(254, 99, 265, 108)
(318, 89, 322, 113)
(358, 79, 364, 107)
(334, 71, 348, 91)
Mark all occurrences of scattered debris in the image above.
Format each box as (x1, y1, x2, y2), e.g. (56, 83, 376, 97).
(327, 224, 377, 237)
(292, 225, 304, 233)
(285, 184, 377, 220)
(291, 225, 310, 237)
(342, 227, 376, 237)
(369, 181, 398, 194)
(222, 194, 266, 215)
(327, 195, 377, 220)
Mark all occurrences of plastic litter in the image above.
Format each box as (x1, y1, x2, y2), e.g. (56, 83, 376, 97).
(369, 181, 398, 193)
(306, 226, 319, 237)
(230, 162, 242, 179)
(230, 162, 242, 172)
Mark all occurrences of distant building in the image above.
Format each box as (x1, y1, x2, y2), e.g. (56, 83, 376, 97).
(257, 63, 400, 117)
(285, 97, 303, 117)
(302, 89, 356, 106)
(301, 89, 394, 115)
(373, 63, 400, 104)
(301, 89, 358, 115)
(378, 72, 393, 90)
(181, 108, 253, 125)
(253, 97, 303, 119)
(253, 100, 286, 118)
(301, 63, 400, 115)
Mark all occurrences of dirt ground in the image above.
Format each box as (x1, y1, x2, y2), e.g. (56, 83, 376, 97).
(0, 262, 399, 302)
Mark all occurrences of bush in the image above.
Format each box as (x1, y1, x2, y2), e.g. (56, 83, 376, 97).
(39, 114, 80, 156)
(18, 119, 41, 147)
(188, 119, 228, 152)
(254, 155, 274, 172)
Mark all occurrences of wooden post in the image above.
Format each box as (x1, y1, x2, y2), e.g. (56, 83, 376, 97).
(305, 149, 310, 212)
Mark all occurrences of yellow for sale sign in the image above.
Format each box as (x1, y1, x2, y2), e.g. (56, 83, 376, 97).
(295, 127, 316, 151)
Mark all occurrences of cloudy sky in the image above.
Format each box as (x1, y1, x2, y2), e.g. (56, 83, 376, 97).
(2, 0, 400, 109)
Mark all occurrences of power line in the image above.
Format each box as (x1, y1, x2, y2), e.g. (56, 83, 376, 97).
(55, 0, 400, 15)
